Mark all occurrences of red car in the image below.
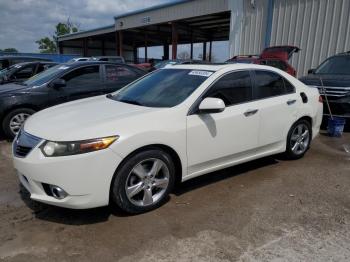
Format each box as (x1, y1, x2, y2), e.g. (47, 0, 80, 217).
(226, 45, 300, 76)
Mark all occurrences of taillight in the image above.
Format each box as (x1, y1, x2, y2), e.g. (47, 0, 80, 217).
(318, 95, 323, 103)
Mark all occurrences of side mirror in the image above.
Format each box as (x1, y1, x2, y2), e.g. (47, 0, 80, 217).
(51, 78, 66, 89)
(198, 97, 225, 114)
(307, 68, 315, 74)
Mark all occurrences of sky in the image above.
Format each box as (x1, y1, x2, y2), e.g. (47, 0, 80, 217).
(0, 0, 229, 61)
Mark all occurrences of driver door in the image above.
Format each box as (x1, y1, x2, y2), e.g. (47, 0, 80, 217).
(186, 70, 260, 177)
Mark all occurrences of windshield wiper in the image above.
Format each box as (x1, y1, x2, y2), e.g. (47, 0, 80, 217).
(118, 98, 143, 106)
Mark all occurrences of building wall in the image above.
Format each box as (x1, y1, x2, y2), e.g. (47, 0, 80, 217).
(239, 0, 269, 55)
(269, 0, 350, 76)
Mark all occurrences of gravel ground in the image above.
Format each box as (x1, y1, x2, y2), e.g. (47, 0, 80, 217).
(0, 132, 349, 261)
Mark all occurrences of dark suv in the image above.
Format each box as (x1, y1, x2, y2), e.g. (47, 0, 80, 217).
(299, 52, 350, 119)
(0, 61, 57, 85)
(0, 61, 145, 138)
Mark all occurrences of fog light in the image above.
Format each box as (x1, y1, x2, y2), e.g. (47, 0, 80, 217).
(49, 185, 68, 199)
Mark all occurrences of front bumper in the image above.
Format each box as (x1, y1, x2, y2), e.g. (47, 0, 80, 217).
(13, 144, 122, 209)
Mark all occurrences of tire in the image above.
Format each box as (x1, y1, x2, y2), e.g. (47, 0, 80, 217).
(2, 108, 35, 139)
(285, 119, 312, 160)
(111, 149, 175, 214)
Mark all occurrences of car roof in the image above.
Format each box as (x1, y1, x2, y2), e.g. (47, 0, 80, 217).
(164, 63, 283, 72)
(64, 61, 127, 66)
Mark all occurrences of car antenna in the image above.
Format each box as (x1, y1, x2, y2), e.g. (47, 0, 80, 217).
(319, 77, 333, 120)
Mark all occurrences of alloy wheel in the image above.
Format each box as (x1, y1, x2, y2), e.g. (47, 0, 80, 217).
(125, 158, 170, 207)
(9, 113, 30, 135)
(290, 123, 310, 155)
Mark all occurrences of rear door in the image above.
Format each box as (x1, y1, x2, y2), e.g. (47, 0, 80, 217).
(49, 65, 103, 105)
(102, 64, 140, 93)
(252, 70, 299, 147)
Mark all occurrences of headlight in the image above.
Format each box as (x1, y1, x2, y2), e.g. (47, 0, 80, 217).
(40, 136, 118, 157)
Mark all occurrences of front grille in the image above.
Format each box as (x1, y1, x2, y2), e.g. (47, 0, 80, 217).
(315, 86, 350, 97)
(13, 130, 42, 158)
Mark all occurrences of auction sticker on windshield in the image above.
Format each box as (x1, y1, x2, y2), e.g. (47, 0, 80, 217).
(188, 70, 213, 77)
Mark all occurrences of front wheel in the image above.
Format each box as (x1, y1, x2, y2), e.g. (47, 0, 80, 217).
(111, 149, 175, 214)
(2, 108, 35, 139)
(285, 119, 312, 159)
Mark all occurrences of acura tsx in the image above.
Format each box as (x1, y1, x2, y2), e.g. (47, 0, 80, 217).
(12, 64, 323, 213)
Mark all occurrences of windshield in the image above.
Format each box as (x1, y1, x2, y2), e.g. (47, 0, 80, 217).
(315, 56, 350, 75)
(0, 64, 19, 77)
(23, 64, 66, 86)
(109, 69, 212, 107)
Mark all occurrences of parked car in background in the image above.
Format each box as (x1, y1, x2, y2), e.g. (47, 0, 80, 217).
(226, 45, 300, 76)
(0, 61, 57, 85)
(67, 57, 90, 63)
(299, 51, 350, 119)
(0, 61, 146, 138)
(91, 56, 125, 63)
(0, 56, 51, 70)
(153, 59, 210, 70)
(13, 64, 322, 213)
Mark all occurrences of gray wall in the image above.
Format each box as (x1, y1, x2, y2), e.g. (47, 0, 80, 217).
(269, 0, 350, 77)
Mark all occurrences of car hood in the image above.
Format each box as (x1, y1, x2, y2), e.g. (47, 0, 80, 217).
(24, 95, 159, 141)
(299, 74, 350, 87)
(261, 46, 300, 61)
(0, 83, 27, 94)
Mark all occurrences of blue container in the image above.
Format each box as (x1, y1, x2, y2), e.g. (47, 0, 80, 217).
(327, 117, 346, 137)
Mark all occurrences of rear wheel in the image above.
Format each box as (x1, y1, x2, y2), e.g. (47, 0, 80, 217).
(2, 108, 35, 139)
(285, 119, 312, 159)
(111, 149, 175, 214)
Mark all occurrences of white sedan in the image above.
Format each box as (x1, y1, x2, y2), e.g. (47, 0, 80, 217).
(13, 64, 323, 213)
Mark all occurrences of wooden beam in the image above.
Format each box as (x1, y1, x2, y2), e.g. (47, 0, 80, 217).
(171, 23, 178, 59)
(83, 38, 88, 56)
(190, 31, 193, 59)
(115, 31, 120, 56)
(145, 33, 148, 62)
(209, 41, 212, 62)
(202, 41, 207, 61)
(118, 31, 123, 56)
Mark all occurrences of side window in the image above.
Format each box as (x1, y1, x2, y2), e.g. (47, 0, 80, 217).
(12, 64, 36, 79)
(284, 79, 295, 93)
(105, 65, 137, 83)
(62, 66, 100, 88)
(254, 70, 293, 99)
(205, 71, 253, 106)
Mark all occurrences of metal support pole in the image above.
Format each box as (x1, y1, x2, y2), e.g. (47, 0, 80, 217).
(171, 23, 178, 59)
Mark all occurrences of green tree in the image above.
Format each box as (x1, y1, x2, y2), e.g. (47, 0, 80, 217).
(36, 18, 80, 53)
(1, 48, 19, 53)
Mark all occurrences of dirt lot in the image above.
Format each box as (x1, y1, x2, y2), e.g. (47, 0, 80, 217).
(0, 133, 350, 261)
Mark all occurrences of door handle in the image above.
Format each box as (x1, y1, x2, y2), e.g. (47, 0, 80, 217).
(244, 109, 258, 117)
(287, 99, 297, 105)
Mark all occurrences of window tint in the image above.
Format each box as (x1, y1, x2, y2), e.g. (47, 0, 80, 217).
(261, 60, 287, 71)
(62, 66, 100, 88)
(205, 71, 253, 106)
(105, 65, 137, 83)
(254, 70, 291, 99)
(13, 64, 36, 79)
(315, 56, 350, 75)
(284, 79, 295, 93)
